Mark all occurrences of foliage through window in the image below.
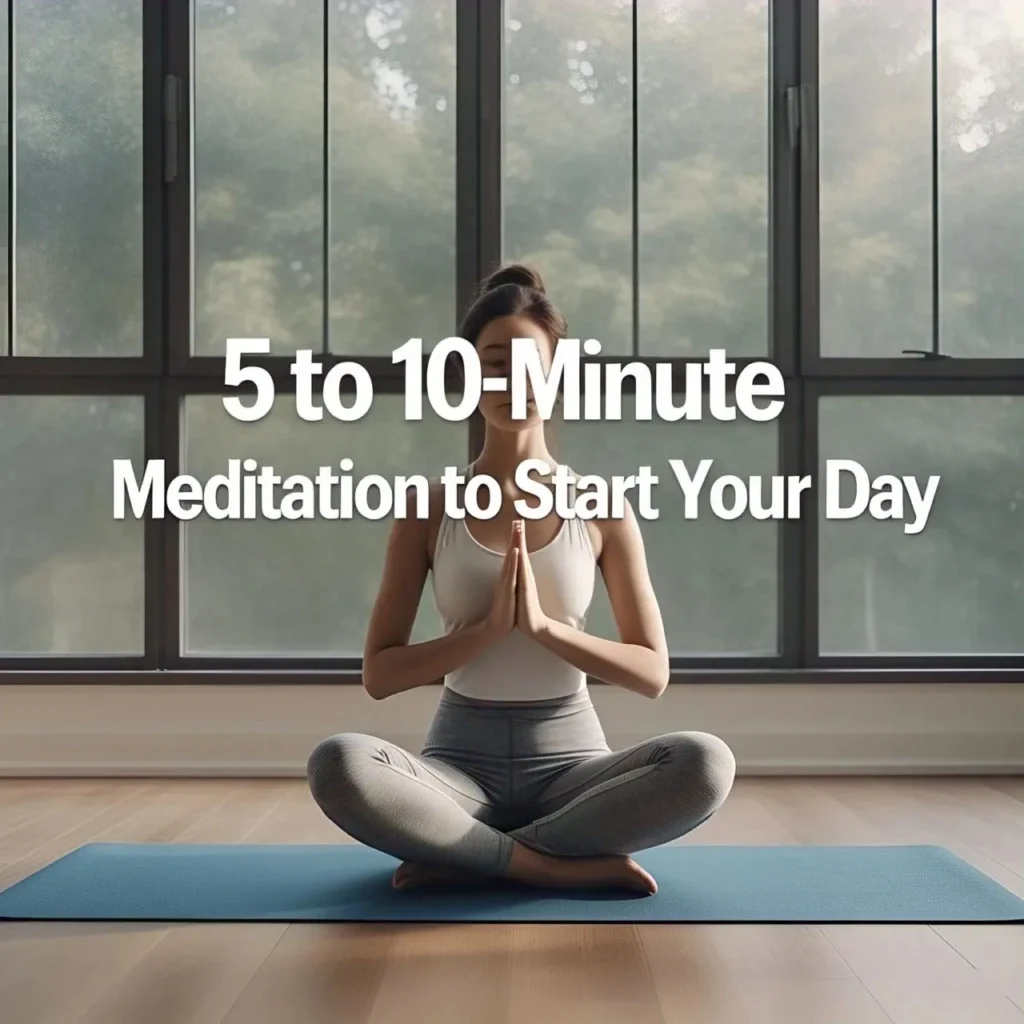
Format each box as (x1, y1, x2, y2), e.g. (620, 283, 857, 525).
(0, 0, 1021, 673)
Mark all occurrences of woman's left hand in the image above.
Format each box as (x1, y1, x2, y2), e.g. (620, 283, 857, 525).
(514, 521, 549, 638)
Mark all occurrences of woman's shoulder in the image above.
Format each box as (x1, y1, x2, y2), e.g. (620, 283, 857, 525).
(422, 477, 452, 566)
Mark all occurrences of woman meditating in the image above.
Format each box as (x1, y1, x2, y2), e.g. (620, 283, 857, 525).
(307, 264, 736, 894)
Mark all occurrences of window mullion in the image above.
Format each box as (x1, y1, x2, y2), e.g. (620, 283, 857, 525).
(165, 0, 191, 376)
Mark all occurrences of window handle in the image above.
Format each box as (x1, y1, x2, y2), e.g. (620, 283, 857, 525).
(163, 74, 181, 184)
(902, 349, 951, 360)
(785, 85, 801, 150)
(786, 83, 816, 152)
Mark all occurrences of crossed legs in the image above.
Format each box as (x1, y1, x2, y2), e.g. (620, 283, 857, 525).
(307, 729, 736, 892)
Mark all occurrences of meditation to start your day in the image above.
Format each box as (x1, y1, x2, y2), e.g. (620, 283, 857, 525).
(113, 455, 940, 535)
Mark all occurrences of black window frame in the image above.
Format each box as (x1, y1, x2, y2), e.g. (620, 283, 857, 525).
(0, 0, 1021, 683)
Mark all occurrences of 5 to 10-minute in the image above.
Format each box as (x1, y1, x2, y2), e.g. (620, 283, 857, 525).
(218, 337, 788, 426)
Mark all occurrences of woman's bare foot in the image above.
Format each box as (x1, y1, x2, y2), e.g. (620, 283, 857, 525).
(506, 845, 657, 894)
(393, 848, 657, 895)
(541, 855, 657, 894)
(392, 861, 488, 891)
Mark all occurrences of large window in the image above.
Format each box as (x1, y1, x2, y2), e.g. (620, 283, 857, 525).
(1, 1, 1021, 678)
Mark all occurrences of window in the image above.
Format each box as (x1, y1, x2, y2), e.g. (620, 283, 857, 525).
(504, 0, 771, 358)
(15, 0, 144, 357)
(192, 1, 457, 358)
(806, 0, 1024, 673)
(181, 395, 461, 658)
(557, 403, 779, 657)
(0, 394, 145, 655)
(819, 0, 1024, 360)
(818, 393, 1024, 656)
(503, 0, 633, 351)
(1, 1, 1021, 679)
(193, 0, 325, 357)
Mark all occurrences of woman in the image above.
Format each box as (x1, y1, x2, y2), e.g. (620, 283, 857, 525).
(307, 264, 736, 894)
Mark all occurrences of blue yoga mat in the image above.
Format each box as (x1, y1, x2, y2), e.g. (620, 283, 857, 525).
(1, 843, 1021, 923)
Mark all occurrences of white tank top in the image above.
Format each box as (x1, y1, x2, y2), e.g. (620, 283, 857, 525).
(431, 472, 597, 702)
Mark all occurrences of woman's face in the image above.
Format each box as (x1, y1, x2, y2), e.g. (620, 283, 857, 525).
(475, 314, 553, 433)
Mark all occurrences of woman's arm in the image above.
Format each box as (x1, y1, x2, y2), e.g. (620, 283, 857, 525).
(517, 502, 670, 699)
(362, 512, 518, 700)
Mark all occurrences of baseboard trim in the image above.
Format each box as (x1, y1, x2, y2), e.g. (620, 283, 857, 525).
(2, 761, 1022, 778)
(1, 682, 1022, 777)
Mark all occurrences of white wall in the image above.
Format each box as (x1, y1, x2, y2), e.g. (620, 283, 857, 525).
(1, 682, 1022, 775)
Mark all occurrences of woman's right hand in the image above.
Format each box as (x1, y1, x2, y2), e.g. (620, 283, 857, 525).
(484, 523, 520, 638)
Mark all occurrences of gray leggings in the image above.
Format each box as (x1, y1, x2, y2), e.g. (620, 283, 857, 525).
(307, 687, 736, 877)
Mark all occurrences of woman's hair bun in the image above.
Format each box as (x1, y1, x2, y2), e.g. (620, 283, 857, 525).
(478, 262, 546, 296)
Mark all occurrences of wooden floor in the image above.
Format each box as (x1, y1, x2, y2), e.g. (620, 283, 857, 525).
(0, 778, 1022, 1024)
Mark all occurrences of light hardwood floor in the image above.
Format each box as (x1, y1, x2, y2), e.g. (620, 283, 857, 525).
(1, 777, 1022, 1024)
